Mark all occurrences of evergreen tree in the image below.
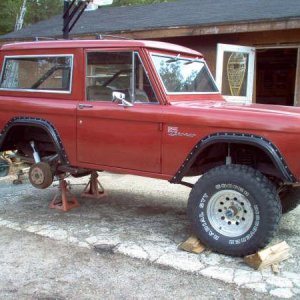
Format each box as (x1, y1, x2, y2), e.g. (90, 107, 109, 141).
(0, 0, 23, 34)
(25, 0, 62, 26)
(0, 0, 175, 35)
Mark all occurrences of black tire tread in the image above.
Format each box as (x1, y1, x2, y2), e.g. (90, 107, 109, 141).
(280, 186, 300, 213)
(187, 164, 281, 256)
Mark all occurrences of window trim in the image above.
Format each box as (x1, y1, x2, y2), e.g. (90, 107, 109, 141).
(150, 52, 220, 95)
(134, 51, 159, 104)
(0, 54, 74, 94)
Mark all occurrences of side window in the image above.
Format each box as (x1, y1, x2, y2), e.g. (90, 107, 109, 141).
(86, 51, 158, 103)
(86, 52, 132, 101)
(134, 53, 158, 103)
(0, 55, 72, 92)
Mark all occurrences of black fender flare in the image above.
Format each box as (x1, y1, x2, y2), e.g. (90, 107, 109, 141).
(0, 116, 69, 164)
(170, 132, 296, 184)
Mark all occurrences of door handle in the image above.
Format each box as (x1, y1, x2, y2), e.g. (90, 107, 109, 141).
(78, 103, 93, 109)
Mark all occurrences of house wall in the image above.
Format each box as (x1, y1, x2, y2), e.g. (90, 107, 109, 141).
(160, 29, 300, 74)
(159, 29, 300, 105)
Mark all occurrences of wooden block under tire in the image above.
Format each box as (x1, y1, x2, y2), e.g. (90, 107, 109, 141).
(178, 235, 206, 254)
(244, 241, 290, 270)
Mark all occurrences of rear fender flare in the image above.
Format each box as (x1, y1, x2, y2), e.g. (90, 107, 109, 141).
(171, 132, 296, 183)
(0, 116, 69, 164)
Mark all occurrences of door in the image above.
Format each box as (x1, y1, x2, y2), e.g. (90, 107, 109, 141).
(77, 50, 162, 173)
(256, 48, 298, 106)
(216, 44, 255, 103)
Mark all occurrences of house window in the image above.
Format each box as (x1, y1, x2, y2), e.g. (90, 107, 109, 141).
(0, 55, 73, 93)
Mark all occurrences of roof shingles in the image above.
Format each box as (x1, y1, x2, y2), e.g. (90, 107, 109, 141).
(1, 0, 300, 40)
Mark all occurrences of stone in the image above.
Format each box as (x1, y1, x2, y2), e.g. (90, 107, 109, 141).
(77, 242, 91, 248)
(68, 236, 79, 244)
(270, 288, 294, 298)
(156, 252, 204, 272)
(292, 288, 300, 294)
(234, 269, 263, 286)
(114, 243, 149, 260)
(266, 275, 293, 288)
(94, 243, 117, 254)
(200, 253, 221, 266)
(37, 228, 68, 241)
(5, 222, 21, 231)
(282, 271, 300, 288)
(200, 267, 234, 283)
(85, 236, 99, 245)
(0, 220, 14, 226)
(244, 283, 268, 293)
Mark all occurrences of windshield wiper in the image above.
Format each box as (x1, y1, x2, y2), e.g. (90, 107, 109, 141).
(166, 54, 181, 63)
(184, 57, 201, 65)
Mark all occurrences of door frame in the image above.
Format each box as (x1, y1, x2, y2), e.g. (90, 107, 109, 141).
(216, 43, 255, 103)
(255, 45, 300, 106)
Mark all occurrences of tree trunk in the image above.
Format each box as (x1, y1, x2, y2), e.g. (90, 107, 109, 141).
(15, 0, 27, 31)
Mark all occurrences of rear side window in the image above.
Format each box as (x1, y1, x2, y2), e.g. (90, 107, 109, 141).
(0, 55, 73, 93)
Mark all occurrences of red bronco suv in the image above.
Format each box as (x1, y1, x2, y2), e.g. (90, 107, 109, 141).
(0, 39, 299, 256)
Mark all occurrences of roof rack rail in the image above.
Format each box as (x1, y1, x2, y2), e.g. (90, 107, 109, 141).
(34, 37, 61, 41)
(95, 34, 132, 40)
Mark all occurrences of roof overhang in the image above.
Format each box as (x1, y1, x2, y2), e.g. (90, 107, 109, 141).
(0, 18, 300, 43)
(118, 18, 300, 39)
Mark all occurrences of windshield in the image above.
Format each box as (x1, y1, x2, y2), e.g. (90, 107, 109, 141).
(151, 54, 219, 94)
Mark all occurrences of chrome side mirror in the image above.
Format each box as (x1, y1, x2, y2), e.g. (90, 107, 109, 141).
(112, 92, 133, 107)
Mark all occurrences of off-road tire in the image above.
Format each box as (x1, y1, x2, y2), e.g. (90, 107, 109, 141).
(279, 186, 300, 214)
(187, 164, 281, 256)
(29, 162, 53, 189)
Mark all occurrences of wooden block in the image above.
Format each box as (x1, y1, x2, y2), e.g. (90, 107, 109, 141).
(244, 241, 290, 270)
(178, 235, 206, 254)
(271, 263, 280, 274)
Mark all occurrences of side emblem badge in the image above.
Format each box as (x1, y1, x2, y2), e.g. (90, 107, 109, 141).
(167, 126, 196, 138)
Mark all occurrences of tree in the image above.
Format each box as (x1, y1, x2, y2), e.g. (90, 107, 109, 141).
(25, 0, 63, 26)
(0, 0, 23, 35)
(0, 0, 175, 35)
(0, 0, 62, 35)
(15, 0, 27, 31)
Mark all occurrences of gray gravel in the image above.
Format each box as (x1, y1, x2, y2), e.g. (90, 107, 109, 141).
(0, 226, 276, 300)
(0, 172, 300, 298)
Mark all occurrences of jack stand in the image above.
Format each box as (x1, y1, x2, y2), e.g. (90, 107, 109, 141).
(49, 176, 80, 212)
(81, 171, 106, 199)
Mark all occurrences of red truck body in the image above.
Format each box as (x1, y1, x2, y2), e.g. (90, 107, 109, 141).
(0, 39, 299, 256)
(0, 40, 300, 181)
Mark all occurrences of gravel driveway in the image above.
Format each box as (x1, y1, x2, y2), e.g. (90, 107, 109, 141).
(0, 172, 299, 298)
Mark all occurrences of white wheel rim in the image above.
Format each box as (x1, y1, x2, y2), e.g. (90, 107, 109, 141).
(207, 190, 254, 238)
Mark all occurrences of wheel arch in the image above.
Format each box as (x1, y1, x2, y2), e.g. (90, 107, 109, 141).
(171, 132, 296, 184)
(0, 117, 69, 164)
